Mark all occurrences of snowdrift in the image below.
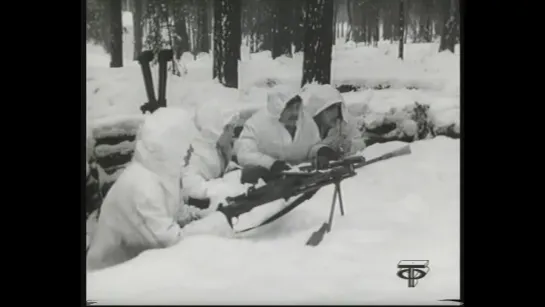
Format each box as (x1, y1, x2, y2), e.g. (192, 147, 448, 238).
(86, 41, 459, 137)
(87, 137, 460, 305)
(86, 15, 460, 304)
(86, 41, 459, 198)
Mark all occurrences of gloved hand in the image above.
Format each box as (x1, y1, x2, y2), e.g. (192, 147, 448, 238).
(270, 160, 291, 174)
(188, 195, 227, 221)
(241, 165, 272, 184)
(187, 197, 211, 209)
(208, 189, 230, 212)
(315, 146, 340, 170)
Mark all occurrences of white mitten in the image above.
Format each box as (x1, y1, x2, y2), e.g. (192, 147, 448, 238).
(255, 178, 267, 189)
(209, 193, 228, 210)
(176, 204, 202, 228)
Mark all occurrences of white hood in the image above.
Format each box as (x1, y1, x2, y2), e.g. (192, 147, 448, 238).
(301, 83, 349, 122)
(266, 85, 301, 119)
(133, 107, 199, 183)
(193, 101, 240, 143)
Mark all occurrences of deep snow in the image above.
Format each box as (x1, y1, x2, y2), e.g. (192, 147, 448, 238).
(86, 42, 460, 142)
(87, 11, 459, 132)
(86, 39, 459, 131)
(86, 12, 460, 305)
(87, 138, 460, 305)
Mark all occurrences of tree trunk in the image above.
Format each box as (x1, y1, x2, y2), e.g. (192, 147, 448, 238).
(432, 0, 442, 41)
(301, 0, 334, 86)
(264, 21, 274, 51)
(422, 0, 433, 42)
(382, 1, 391, 42)
(374, 19, 379, 46)
(373, 5, 380, 46)
(174, 14, 191, 59)
(391, 0, 399, 41)
(398, 0, 404, 60)
(232, 1, 242, 62)
(208, 0, 214, 53)
(213, 0, 222, 79)
(192, 13, 199, 54)
(213, 0, 241, 88)
(403, 0, 409, 44)
(272, 0, 293, 58)
(439, 0, 457, 52)
(98, 0, 111, 53)
(425, 16, 432, 42)
(417, 0, 430, 42)
(191, 13, 200, 55)
(110, 0, 123, 67)
(352, 0, 365, 43)
(196, 0, 210, 53)
(188, 16, 195, 55)
(242, 0, 256, 53)
(253, 0, 273, 52)
(332, 0, 338, 45)
(292, 0, 306, 52)
(346, 0, 353, 41)
(408, 0, 419, 43)
(363, 9, 370, 45)
(454, 0, 461, 44)
(339, 0, 345, 39)
(132, 0, 144, 60)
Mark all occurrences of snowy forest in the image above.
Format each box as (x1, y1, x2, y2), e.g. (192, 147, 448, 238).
(86, 1, 461, 303)
(87, 0, 459, 86)
(86, 0, 460, 195)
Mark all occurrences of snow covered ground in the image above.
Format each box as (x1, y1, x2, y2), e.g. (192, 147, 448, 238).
(87, 138, 460, 305)
(86, 12, 460, 304)
(86, 40, 460, 133)
(87, 11, 459, 131)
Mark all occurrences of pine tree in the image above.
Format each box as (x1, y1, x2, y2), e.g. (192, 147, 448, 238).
(110, 0, 123, 67)
(213, 0, 241, 88)
(301, 0, 334, 86)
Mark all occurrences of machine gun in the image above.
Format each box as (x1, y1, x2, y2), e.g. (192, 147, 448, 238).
(217, 164, 358, 232)
(217, 144, 412, 245)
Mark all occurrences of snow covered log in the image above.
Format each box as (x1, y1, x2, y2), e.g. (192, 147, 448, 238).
(94, 141, 135, 173)
(87, 116, 143, 198)
(347, 98, 460, 141)
(336, 84, 416, 93)
(358, 110, 460, 143)
(90, 115, 144, 146)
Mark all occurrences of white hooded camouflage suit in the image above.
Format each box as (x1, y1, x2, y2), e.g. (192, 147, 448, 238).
(302, 84, 367, 157)
(234, 85, 322, 169)
(180, 101, 240, 202)
(87, 107, 202, 271)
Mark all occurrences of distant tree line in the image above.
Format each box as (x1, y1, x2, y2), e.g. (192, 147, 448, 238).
(86, 0, 459, 87)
